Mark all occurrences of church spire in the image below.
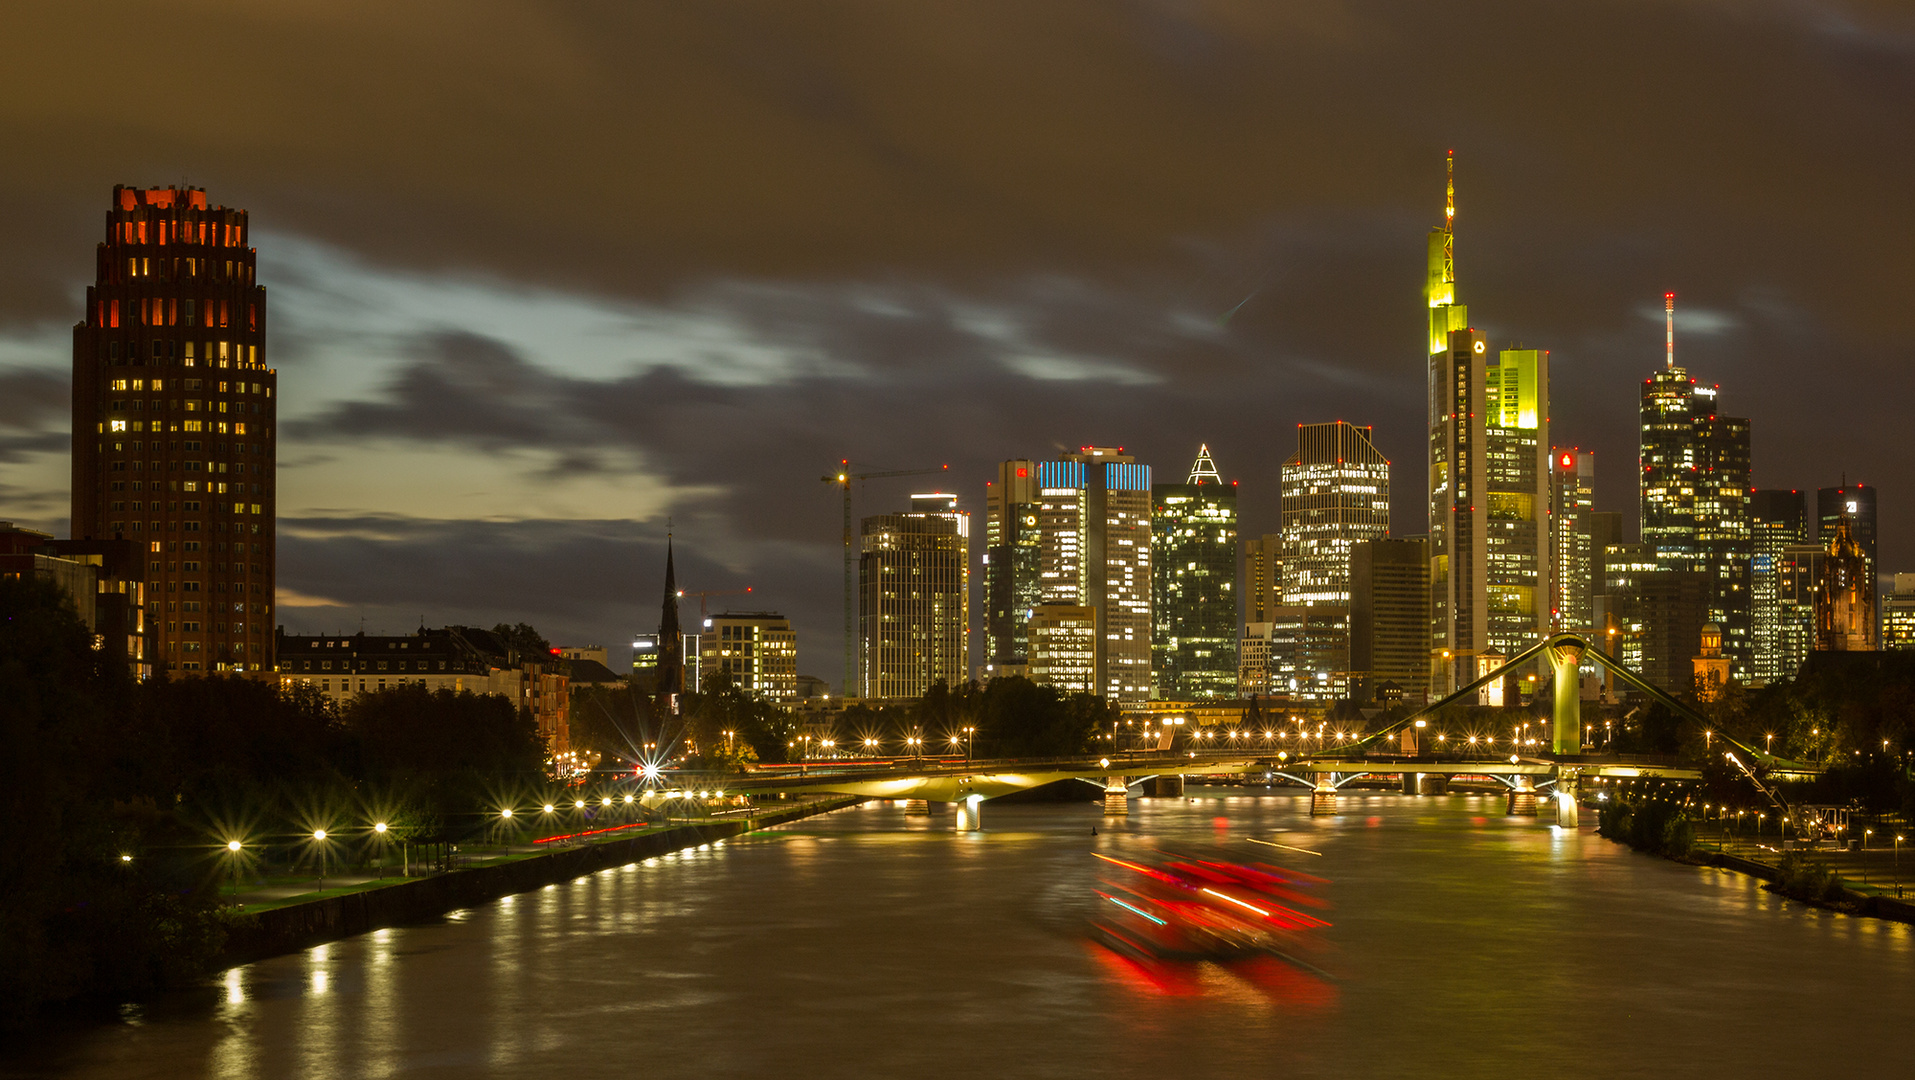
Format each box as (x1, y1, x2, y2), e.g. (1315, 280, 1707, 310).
(1187, 444, 1222, 485)
(655, 535, 684, 715)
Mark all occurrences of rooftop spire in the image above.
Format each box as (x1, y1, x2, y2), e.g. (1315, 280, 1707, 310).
(655, 534, 684, 714)
(1442, 149, 1455, 286)
(1664, 292, 1676, 370)
(1187, 444, 1221, 485)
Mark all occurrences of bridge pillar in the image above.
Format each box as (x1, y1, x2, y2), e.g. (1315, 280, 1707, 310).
(1555, 768, 1581, 828)
(1149, 774, 1185, 798)
(955, 795, 983, 832)
(904, 799, 930, 816)
(1103, 778, 1129, 816)
(1400, 771, 1421, 796)
(1506, 775, 1538, 817)
(1547, 638, 1586, 755)
(1420, 774, 1450, 796)
(1310, 776, 1338, 816)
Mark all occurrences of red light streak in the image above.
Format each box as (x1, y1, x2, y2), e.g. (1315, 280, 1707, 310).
(533, 820, 655, 845)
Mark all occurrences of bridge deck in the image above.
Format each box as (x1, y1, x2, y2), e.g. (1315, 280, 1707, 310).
(716, 751, 1700, 800)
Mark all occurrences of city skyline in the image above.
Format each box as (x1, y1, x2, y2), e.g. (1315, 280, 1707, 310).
(0, 6, 1907, 679)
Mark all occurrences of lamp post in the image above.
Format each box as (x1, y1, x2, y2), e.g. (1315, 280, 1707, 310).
(373, 821, 389, 879)
(226, 839, 243, 901)
(312, 829, 330, 894)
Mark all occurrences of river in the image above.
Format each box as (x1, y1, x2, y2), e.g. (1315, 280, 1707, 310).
(7, 788, 1912, 1079)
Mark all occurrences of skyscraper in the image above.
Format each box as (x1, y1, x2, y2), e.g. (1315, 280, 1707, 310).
(1817, 484, 1878, 647)
(858, 493, 970, 699)
(1242, 533, 1282, 625)
(983, 459, 1041, 672)
(1151, 446, 1238, 699)
(1750, 489, 1810, 681)
(1037, 448, 1152, 704)
(73, 186, 275, 676)
(1281, 422, 1390, 605)
(1350, 537, 1431, 701)
(1430, 329, 1552, 692)
(1549, 448, 1595, 632)
(1423, 157, 1551, 693)
(1639, 294, 1752, 677)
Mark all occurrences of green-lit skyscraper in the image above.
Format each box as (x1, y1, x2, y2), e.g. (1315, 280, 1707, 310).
(1151, 445, 1238, 699)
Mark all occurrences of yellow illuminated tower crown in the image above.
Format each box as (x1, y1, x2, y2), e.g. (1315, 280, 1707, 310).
(1427, 150, 1467, 355)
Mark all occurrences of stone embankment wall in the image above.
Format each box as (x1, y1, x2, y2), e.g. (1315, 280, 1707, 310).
(219, 797, 859, 967)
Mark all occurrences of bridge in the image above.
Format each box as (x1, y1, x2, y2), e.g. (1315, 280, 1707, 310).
(668, 634, 1816, 832)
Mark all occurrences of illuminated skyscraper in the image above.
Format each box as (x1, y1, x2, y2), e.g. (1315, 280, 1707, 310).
(983, 459, 1041, 673)
(1424, 158, 1551, 693)
(858, 494, 970, 699)
(1430, 328, 1552, 693)
(1639, 294, 1752, 677)
(1550, 448, 1595, 632)
(1151, 445, 1238, 699)
(71, 186, 275, 676)
(1037, 447, 1152, 704)
(1750, 489, 1809, 680)
(1281, 422, 1389, 605)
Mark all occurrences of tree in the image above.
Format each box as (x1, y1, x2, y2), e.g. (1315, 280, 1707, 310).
(491, 622, 551, 660)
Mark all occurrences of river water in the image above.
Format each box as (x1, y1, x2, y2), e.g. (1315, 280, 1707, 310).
(7, 789, 1912, 1079)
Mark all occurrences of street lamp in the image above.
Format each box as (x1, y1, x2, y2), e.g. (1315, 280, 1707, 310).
(225, 839, 243, 900)
(312, 829, 331, 894)
(373, 821, 390, 879)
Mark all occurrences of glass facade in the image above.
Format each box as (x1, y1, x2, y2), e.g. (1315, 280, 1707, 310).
(1151, 446, 1238, 699)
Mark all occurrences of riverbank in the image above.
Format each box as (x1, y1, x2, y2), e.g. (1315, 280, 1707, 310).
(216, 795, 862, 968)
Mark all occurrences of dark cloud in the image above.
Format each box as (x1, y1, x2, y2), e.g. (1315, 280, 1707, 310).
(3, 1, 1913, 676)
(0, 369, 70, 463)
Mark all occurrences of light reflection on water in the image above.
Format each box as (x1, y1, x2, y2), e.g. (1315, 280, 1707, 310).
(10, 790, 1915, 1079)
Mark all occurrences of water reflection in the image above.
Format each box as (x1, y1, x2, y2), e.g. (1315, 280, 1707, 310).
(13, 792, 1915, 1079)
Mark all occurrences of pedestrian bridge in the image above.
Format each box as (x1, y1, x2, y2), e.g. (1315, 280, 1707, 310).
(702, 633, 1823, 831)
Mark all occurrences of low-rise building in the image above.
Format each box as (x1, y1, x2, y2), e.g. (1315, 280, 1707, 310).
(2, 523, 148, 679)
(275, 625, 570, 755)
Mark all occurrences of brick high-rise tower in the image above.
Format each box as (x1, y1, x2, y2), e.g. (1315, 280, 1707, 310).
(72, 185, 275, 676)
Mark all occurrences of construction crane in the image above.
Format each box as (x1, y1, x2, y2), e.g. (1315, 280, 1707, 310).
(822, 460, 949, 698)
(676, 587, 754, 622)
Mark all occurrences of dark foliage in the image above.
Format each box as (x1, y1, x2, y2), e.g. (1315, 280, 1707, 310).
(0, 577, 549, 1025)
(1596, 791, 1695, 858)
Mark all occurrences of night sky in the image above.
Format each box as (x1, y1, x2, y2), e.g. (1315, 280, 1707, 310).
(1, 3, 1909, 684)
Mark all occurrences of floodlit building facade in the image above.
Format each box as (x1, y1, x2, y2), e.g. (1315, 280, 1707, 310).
(1882, 574, 1915, 651)
(1037, 448, 1152, 704)
(1151, 445, 1238, 699)
(858, 494, 970, 700)
(1817, 485, 1878, 649)
(71, 186, 276, 675)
